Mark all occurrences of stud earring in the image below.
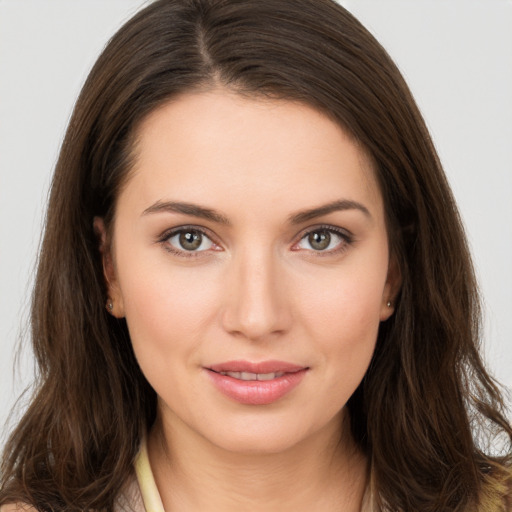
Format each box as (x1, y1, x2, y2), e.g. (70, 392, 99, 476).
(107, 301, 114, 311)
(386, 301, 392, 308)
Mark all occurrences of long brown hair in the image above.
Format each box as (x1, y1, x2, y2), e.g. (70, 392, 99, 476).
(1, 0, 511, 510)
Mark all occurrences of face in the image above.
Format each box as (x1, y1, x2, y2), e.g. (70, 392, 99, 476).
(99, 90, 398, 454)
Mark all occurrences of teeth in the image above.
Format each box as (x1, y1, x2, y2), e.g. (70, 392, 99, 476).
(258, 372, 282, 380)
(219, 371, 285, 381)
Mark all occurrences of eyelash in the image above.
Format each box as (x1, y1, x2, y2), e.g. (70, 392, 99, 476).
(293, 224, 354, 256)
(157, 224, 354, 258)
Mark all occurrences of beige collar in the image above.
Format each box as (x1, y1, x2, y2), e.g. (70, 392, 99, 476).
(133, 438, 165, 512)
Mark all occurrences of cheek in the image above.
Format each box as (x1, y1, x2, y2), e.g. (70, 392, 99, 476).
(116, 253, 221, 366)
(306, 291, 380, 414)
(117, 260, 226, 411)
(297, 253, 387, 390)
(301, 253, 387, 338)
(314, 284, 380, 372)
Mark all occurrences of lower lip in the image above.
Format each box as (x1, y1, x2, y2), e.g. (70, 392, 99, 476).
(206, 369, 308, 405)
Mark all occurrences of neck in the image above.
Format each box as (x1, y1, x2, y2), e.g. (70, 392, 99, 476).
(148, 409, 369, 512)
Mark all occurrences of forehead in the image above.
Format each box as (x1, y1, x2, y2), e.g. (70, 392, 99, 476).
(122, 89, 383, 222)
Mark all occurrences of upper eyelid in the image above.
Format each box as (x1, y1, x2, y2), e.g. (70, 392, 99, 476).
(158, 225, 218, 243)
(294, 224, 353, 241)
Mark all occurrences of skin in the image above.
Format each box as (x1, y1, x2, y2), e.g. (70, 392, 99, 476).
(97, 89, 400, 511)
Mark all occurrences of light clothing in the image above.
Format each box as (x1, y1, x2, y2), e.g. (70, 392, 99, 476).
(115, 439, 163, 512)
(132, 439, 165, 512)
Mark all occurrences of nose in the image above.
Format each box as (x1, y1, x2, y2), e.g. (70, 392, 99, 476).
(220, 248, 292, 341)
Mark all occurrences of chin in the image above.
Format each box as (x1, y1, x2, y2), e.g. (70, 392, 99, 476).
(201, 410, 343, 457)
(211, 429, 308, 456)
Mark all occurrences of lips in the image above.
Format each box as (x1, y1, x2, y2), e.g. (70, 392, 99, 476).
(205, 360, 308, 405)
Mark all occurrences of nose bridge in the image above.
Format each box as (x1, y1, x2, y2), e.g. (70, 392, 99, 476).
(221, 244, 290, 340)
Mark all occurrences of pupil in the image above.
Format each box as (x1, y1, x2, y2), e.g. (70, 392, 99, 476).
(309, 230, 331, 250)
(179, 231, 202, 250)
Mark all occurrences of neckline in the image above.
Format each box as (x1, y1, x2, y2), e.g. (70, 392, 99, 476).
(134, 437, 166, 512)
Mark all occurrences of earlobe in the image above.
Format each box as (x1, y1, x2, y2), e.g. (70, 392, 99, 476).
(380, 299, 394, 321)
(380, 255, 402, 322)
(93, 217, 125, 318)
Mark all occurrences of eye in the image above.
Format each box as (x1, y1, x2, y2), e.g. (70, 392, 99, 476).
(164, 228, 215, 253)
(294, 227, 351, 253)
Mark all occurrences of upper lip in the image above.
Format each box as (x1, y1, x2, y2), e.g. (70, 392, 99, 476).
(207, 360, 307, 374)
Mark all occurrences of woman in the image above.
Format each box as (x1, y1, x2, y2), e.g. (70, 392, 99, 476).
(1, 0, 510, 510)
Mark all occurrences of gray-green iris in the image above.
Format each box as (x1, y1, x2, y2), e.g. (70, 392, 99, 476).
(308, 230, 331, 250)
(179, 231, 202, 250)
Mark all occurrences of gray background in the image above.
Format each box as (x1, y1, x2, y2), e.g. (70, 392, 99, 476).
(1, 0, 511, 442)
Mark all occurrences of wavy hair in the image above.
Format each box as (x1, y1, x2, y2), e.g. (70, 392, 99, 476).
(1, 0, 511, 510)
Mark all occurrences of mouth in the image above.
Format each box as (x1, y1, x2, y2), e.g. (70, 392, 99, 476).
(205, 360, 309, 405)
(207, 360, 307, 375)
(212, 370, 286, 381)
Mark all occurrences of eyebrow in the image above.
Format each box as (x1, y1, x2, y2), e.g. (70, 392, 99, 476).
(288, 199, 371, 224)
(142, 198, 371, 225)
(142, 200, 231, 225)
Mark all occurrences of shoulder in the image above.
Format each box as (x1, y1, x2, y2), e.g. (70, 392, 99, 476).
(0, 474, 143, 512)
(0, 505, 37, 512)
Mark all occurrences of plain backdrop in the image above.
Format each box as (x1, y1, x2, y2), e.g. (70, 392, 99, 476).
(1, 0, 511, 443)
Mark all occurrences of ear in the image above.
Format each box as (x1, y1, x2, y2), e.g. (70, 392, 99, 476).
(380, 254, 402, 322)
(93, 217, 125, 318)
